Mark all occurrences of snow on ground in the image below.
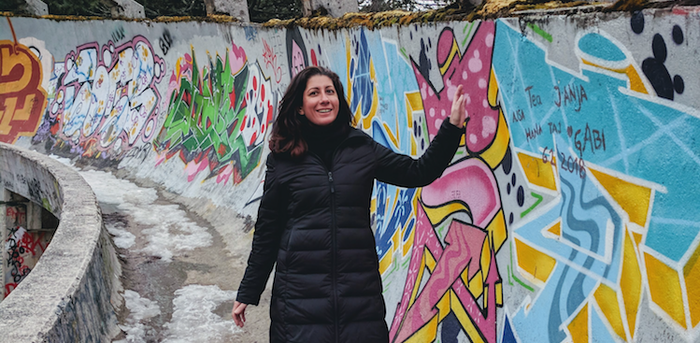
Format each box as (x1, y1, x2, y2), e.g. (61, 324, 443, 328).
(105, 221, 136, 249)
(162, 285, 241, 342)
(50, 157, 237, 342)
(52, 158, 213, 261)
(113, 290, 161, 343)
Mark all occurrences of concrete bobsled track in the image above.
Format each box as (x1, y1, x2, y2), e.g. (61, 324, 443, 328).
(2, 3, 700, 342)
(0, 143, 120, 341)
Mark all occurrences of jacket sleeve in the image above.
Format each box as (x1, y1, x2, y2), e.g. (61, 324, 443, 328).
(374, 120, 463, 188)
(236, 154, 284, 305)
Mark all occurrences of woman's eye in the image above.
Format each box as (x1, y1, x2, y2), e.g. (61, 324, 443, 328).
(309, 91, 317, 96)
(326, 89, 335, 94)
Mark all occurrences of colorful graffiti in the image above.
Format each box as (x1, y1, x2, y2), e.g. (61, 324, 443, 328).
(45, 36, 164, 158)
(0, 37, 48, 143)
(386, 21, 513, 343)
(492, 17, 700, 343)
(336, 16, 700, 343)
(154, 44, 275, 185)
(3, 10, 700, 342)
(3, 205, 51, 298)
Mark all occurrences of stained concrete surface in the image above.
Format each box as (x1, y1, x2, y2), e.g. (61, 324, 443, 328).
(76, 168, 269, 343)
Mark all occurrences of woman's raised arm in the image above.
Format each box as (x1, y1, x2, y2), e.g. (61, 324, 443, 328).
(374, 85, 468, 187)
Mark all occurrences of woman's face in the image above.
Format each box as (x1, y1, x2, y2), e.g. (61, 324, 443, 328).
(299, 75, 339, 126)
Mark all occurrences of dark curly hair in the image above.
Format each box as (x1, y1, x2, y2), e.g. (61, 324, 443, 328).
(269, 66, 355, 157)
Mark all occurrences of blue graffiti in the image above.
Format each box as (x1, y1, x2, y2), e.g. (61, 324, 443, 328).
(492, 20, 700, 263)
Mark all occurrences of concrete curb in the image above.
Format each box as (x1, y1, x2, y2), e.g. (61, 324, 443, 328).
(0, 143, 121, 343)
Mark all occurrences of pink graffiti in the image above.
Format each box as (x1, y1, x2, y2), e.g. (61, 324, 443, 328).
(166, 53, 193, 106)
(290, 40, 305, 77)
(389, 203, 442, 341)
(229, 43, 247, 74)
(217, 163, 234, 185)
(389, 158, 502, 342)
(184, 156, 209, 182)
(414, 22, 498, 154)
(395, 220, 491, 342)
(421, 159, 501, 228)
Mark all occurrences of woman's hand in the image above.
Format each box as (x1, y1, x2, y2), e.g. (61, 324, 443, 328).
(232, 301, 248, 327)
(449, 85, 468, 128)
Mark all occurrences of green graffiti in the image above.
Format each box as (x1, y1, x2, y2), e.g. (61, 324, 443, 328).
(155, 48, 273, 184)
(526, 23, 553, 43)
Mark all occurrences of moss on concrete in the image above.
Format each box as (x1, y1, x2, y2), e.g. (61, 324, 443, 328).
(1, 0, 697, 28)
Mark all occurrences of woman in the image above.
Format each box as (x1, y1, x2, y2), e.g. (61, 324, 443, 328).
(233, 66, 467, 342)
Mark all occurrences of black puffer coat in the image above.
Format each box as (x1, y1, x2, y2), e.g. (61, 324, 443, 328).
(237, 120, 463, 343)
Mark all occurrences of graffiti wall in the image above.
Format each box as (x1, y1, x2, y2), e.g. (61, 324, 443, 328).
(3, 202, 52, 300)
(2, 6, 700, 342)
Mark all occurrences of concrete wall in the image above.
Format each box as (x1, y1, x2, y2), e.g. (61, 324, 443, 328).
(0, 143, 120, 342)
(1, 189, 55, 301)
(1, 5, 699, 342)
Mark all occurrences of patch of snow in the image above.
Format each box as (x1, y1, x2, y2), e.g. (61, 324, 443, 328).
(162, 285, 241, 343)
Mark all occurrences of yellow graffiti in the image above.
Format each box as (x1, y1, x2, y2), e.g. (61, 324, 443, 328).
(518, 150, 558, 191)
(515, 237, 557, 284)
(589, 167, 652, 228)
(480, 108, 510, 169)
(0, 41, 48, 143)
(620, 225, 642, 339)
(405, 91, 423, 155)
(593, 283, 627, 340)
(684, 243, 700, 327)
(581, 59, 649, 95)
(645, 252, 686, 328)
(567, 302, 589, 343)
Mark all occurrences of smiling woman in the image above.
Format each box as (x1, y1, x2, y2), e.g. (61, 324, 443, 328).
(232, 66, 467, 343)
(298, 75, 341, 126)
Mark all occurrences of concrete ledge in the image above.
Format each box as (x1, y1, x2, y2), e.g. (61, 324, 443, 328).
(0, 143, 121, 342)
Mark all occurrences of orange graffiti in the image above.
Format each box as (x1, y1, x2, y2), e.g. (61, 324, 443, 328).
(0, 41, 48, 143)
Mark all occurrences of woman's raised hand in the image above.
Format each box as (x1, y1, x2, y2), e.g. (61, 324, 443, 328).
(232, 301, 248, 327)
(449, 84, 468, 128)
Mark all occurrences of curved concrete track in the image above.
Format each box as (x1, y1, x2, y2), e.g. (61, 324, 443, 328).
(71, 166, 271, 342)
(0, 143, 120, 342)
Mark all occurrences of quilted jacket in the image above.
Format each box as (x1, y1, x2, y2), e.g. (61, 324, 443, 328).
(237, 120, 463, 343)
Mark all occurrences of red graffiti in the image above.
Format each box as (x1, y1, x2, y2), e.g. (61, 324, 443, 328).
(262, 39, 282, 83)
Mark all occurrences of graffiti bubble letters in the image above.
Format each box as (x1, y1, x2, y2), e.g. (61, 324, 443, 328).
(159, 29, 173, 56)
(0, 41, 48, 143)
(525, 85, 542, 107)
(49, 36, 164, 158)
(574, 123, 606, 157)
(554, 82, 588, 112)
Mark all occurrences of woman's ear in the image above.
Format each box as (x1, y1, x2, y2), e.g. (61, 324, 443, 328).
(297, 108, 304, 115)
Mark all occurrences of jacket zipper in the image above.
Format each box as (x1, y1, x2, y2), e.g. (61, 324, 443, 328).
(328, 171, 339, 342)
(310, 133, 356, 342)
